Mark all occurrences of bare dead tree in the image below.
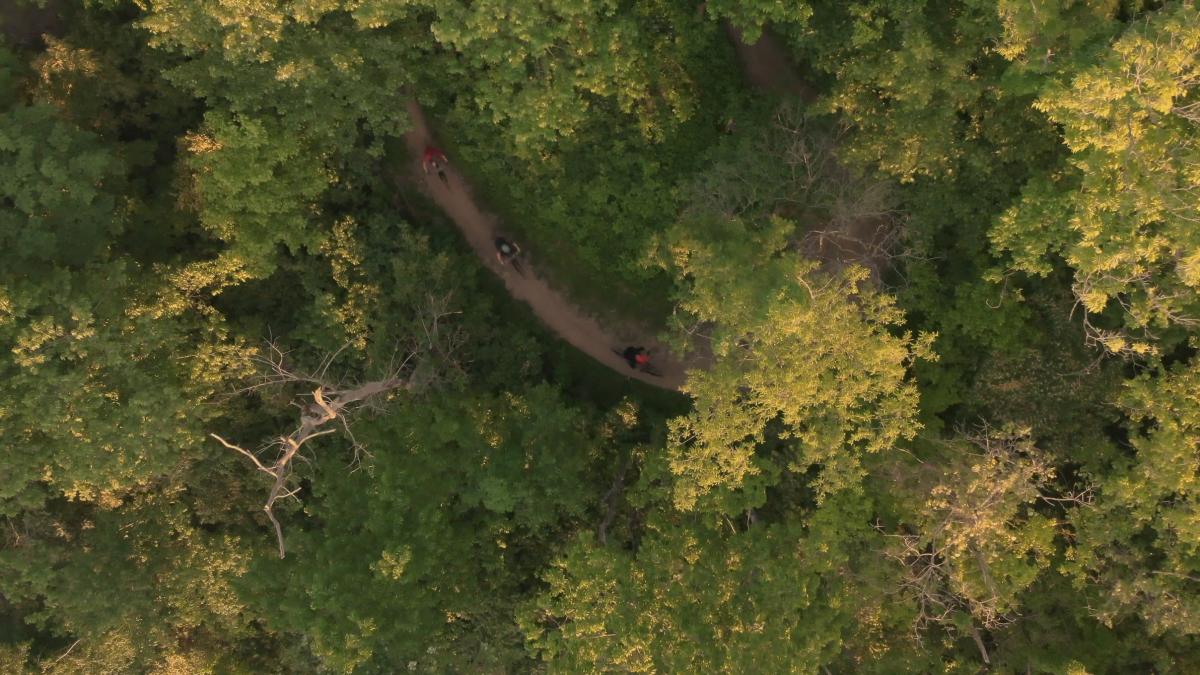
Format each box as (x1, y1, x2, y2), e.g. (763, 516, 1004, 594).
(1175, 99, 1200, 125)
(214, 295, 464, 558)
(879, 424, 1093, 661)
(213, 379, 410, 555)
(876, 525, 972, 634)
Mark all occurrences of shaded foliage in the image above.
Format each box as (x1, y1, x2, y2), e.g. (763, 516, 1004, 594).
(5, 1, 1200, 672)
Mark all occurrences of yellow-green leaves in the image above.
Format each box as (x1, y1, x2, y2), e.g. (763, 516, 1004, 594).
(994, 0, 1122, 68)
(661, 217, 932, 510)
(994, 4, 1200, 353)
(1069, 354, 1200, 634)
(318, 217, 381, 351)
(887, 427, 1063, 633)
(523, 517, 854, 672)
(373, 547, 413, 581)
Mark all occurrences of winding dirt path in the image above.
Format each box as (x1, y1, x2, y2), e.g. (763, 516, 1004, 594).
(400, 28, 829, 392)
(402, 100, 690, 390)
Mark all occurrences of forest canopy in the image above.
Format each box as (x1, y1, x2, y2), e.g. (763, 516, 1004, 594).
(2, 0, 1199, 672)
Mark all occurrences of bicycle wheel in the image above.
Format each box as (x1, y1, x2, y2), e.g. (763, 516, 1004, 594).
(510, 257, 525, 276)
(640, 363, 663, 377)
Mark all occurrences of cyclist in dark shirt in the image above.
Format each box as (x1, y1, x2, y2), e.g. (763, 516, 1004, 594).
(495, 237, 521, 265)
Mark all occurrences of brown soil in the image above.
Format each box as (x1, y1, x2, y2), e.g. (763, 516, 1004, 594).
(724, 23, 814, 101)
(0, 0, 63, 47)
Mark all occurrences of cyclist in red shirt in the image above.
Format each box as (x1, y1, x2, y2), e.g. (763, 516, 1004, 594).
(422, 145, 449, 185)
(622, 346, 647, 370)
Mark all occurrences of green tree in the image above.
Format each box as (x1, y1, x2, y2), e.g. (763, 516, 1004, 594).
(792, 0, 1009, 179)
(0, 488, 264, 668)
(706, 0, 813, 44)
(249, 386, 606, 672)
(0, 104, 248, 513)
(0, 104, 122, 270)
(182, 111, 330, 271)
(1070, 352, 1200, 636)
(657, 216, 932, 510)
(0, 68, 264, 669)
(521, 499, 867, 672)
(131, 0, 422, 276)
(415, 0, 708, 148)
(992, 3, 1200, 354)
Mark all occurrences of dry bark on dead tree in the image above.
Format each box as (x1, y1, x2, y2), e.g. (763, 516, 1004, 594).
(214, 296, 464, 558)
(211, 379, 410, 557)
(212, 376, 412, 558)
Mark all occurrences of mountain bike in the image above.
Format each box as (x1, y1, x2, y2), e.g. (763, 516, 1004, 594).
(496, 237, 524, 276)
(612, 348, 662, 377)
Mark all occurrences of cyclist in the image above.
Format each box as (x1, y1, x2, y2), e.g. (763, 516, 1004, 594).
(621, 346, 649, 370)
(422, 145, 449, 184)
(495, 237, 521, 265)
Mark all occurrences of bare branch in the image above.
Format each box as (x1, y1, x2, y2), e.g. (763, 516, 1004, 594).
(210, 433, 272, 475)
(968, 623, 991, 665)
(50, 638, 82, 667)
(214, 299, 466, 557)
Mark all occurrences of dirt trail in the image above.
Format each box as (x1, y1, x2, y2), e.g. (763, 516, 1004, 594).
(724, 24, 814, 101)
(400, 29, 830, 392)
(402, 100, 690, 391)
(0, 0, 64, 47)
